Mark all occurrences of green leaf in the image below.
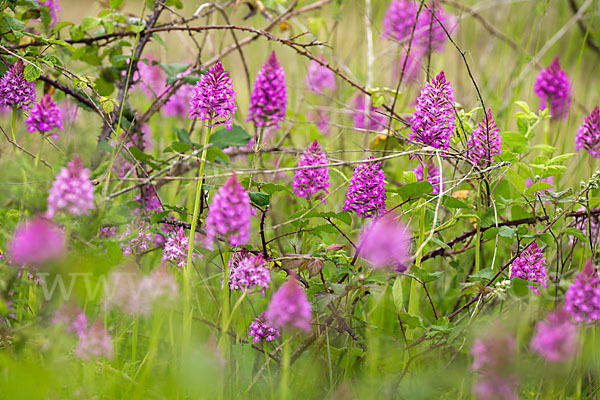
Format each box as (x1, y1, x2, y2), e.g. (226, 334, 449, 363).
(176, 128, 192, 144)
(158, 62, 191, 77)
(562, 227, 586, 242)
(442, 196, 470, 209)
(397, 312, 425, 329)
(110, 0, 124, 8)
(150, 211, 170, 224)
(498, 226, 516, 238)
(548, 153, 576, 165)
(261, 183, 293, 195)
(81, 17, 101, 32)
(525, 182, 554, 195)
(469, 268, 495, 281)
(23, 63, 41, 82)
(392, 278, 404, 312)
(0, 16, 25, 31)
(394, 181, 433, 199)
(249, 192, 270, 207)
(501, 131, 529, 152)
(128, 146, 154, 162)
(163, 141, 192, 153)
(209, 125, 252, 149)
(205, 147, 230, 164)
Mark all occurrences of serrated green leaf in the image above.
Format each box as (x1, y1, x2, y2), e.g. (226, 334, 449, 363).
(394, 181, 433, 199)
(209, 125, 251, 149)
(248, 191, 270, 207)
(525, 182, 554, 195)
(23, 63, 41, 82)
(498, 226, 516, 238)
(563, 227, 586, 242)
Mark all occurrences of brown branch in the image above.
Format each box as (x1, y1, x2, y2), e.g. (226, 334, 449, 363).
(568, 0, 600, 56)
(38, 74, 98, 113)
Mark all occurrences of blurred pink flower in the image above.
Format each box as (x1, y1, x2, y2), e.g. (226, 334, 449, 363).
(75, 319, 113, 360)
(358, 213, 411, 270)
(265, 276, 312, 332)
(8, 217, 65, 266)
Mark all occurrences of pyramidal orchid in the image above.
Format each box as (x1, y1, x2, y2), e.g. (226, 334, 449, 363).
(293, 140, 330, 202)
(265, 276, 312, 332)
(248, 51, 287, 129)
(189, 61, 237, 130)
(0, 60, 36, 110)
(509, 240, 548, 294)
(26, 94, 63, 139)
(344, 157, 387, 218)
(8, 217, 65, 266)
(534, 56, 571, 121)
(358, 213, 411, 270)
(204, 173, 251, 248)
(530, 309, 578, 362)
(46, 156, 95, 218)
(410, 71, 455, 150)
(467, 109, 502, 167)
(575, 106, 600, 158)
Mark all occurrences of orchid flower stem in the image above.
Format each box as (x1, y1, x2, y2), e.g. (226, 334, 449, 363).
(280, 337, 291, 400)
(182, 119, 213, 354)
(11, 106, 17, 142)
(407, 163, 427, 338)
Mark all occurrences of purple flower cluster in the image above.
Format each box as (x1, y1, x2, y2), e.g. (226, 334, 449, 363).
(0, 60, 36, 110)
(534, 56, 571, 121)
(564, 260, 600, 323)
(8, 217, 65, 266)
(74, 320, 113, 360)
(249, 313, 281, 342)
(162, 227, 189, 269)
(46, 156, 95, 218)
(410, 71, 455, 150)
(227, 252, 271, 295)
(510, 240, 548, 294)
(120, 218, 153, 256)
(468, 109, 501, 167)
(25, 94, 63, 139)
(383, 0, 454, 52)
(530, 309, 578, 362)
(358, 213, 411, 270)
(305, 59, 336, 94)
(189, 61, 237, 130)
(344, 157, 387, 218)
(293, 140, 330, 202)
(205, 173, 251, 247)
(471, 333, 518, 400)
(248, 52, 287, 129)
(575, 106, 600, 158)
(413, 160, 443, 194)
(265, 277, 312, 332)
(383, 1, 456, 80)
(353, 94, 387, 131)
(134, 186, 162, 214)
